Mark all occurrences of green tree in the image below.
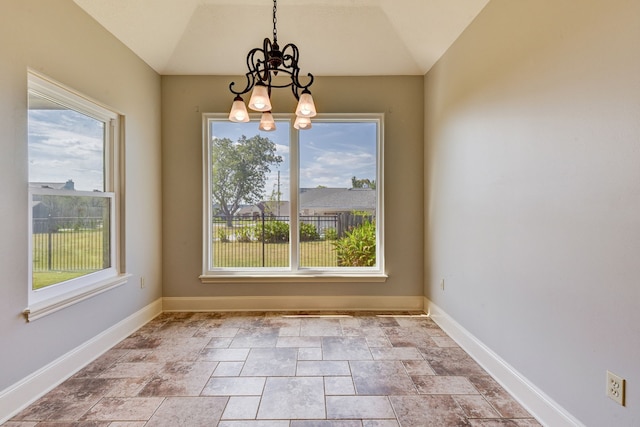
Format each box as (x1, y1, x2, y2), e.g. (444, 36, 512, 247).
(351, 176, 376, 189)
(211, 135, 282, 225)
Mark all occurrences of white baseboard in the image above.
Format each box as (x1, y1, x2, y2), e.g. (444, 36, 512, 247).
(2, 296, 580, 426)
(424, 297, 584, 427)
(0, 298, 162, 424)
(163, 295, 424, 312)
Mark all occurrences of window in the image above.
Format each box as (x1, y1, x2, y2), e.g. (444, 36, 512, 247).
(202, 114, 385, 281)
(26, 72, 127, 320)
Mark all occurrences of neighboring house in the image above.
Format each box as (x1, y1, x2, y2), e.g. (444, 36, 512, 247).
(29, 179, 75, 191)
(30, 180, 75, 219)
(235, 204, 262, 218)
(31, 200, 47, 220)
(299, 187, 376, 216)
(236, 188, 376, 218)
(257, 200, 290, 217)
(236, 201, 290, 218)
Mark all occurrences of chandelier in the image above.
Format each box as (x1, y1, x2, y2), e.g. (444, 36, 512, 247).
(228, 0, 316, 131)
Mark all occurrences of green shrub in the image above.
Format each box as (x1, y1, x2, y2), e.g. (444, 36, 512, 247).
(216, 227, 230, 242)
(235, 226, 253, 242)
(332, 220, 376, 267)
(324, 227, 338, 241)
(254, 220, 289, 243)
(300, 222, 320, 241)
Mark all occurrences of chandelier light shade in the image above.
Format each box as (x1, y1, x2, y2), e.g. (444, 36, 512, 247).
(228, 95, 250, 123)
(259, 111, 276, 131)
(228, 0, 316, 130)
(248, 82, 272, 112)
(294, 89, 317, 117)
(293, 115, 312, 130)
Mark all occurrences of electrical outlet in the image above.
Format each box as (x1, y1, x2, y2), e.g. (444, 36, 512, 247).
(606, 371, 625, 406)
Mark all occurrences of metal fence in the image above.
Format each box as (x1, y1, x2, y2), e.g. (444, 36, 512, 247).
(32, 216, 108, 272)
(211, 213, 373, 268)
(32, 212, 373, 271)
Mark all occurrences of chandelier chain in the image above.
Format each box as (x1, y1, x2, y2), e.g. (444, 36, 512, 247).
(272, 0, 278, 44)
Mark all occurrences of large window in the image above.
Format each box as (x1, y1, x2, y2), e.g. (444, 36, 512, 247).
(202, 114, 385, 281)
(26, 72, 126, 320)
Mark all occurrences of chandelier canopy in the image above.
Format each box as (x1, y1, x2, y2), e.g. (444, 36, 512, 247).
(228, 0, 316, 131)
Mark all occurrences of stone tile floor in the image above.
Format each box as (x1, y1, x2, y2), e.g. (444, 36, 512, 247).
(4, 312, 541, 426)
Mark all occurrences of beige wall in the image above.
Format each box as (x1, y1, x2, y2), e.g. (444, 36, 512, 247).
(425, 0, 640, 424)
(162, 76, 424, 299)
(5, 0, 637, 423)
(0, 0, 162, 390)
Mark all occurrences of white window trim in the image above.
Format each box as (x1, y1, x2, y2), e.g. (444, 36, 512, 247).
(201, 113, 386, 283)
(24, 71, 129, 321)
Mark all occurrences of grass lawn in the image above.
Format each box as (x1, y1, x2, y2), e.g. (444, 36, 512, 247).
(32, 229, 107, 289)
(32, 229, 343, 289)
(212, 240, 338, 267)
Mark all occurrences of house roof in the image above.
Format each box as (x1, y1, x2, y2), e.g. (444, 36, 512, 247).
(235, 188, 376, 215)
(236, 201, 291, 216)
(300, 187, 375, 211)
(29, 180, 75, 191)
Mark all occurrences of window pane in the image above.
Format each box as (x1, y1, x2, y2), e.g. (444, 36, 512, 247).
(28, 91, 109, 290)
(208, 120, 290, 268)
(28, 92, 105, 192)
(298, 121, 378, 268)
(31, 194, 111, 290)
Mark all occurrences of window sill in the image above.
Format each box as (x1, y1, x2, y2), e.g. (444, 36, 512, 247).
(24, 274, 131, 322)
(199, 273, 388, 284)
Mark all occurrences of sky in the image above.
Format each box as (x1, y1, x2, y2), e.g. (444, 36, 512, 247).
(28, 105, 378, 202)
(28, 102, 105, 192)
(210, 119, 378, 201)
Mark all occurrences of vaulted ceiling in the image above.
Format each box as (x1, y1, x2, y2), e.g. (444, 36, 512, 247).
(73, 0, 489, 76)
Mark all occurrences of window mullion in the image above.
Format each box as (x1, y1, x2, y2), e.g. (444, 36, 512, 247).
(289, 118, 300, 272)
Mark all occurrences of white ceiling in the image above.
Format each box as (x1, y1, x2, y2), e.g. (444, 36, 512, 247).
(73, 0, 489, 76)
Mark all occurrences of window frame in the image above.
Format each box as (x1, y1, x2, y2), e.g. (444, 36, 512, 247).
(201, 113, 386, 283)
(25, 71, 129, 321)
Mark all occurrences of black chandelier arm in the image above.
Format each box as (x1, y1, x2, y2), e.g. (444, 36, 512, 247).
(281, 42, 314, 90)
(230, 71, 314, 98)
(294, 71, 314, 91)
(229, 49, 314, 96)
(228, 76, 252, 97)
(285, 72, 314, 100)
(280, 43, 299, 69)
(248, 45, 273, 85)
(227, 1, 314, 103)
(229, 47, 267, 96)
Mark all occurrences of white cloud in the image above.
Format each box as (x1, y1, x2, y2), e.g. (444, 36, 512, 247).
(275, 143, 290, 154)
(300, 149, 376, 188)
(28, 110, 105, 191)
